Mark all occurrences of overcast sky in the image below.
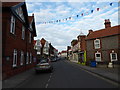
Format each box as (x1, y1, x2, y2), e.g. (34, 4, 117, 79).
(25, 0, 119, 52)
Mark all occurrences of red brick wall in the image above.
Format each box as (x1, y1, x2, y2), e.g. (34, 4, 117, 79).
(2, 9, 37, 80)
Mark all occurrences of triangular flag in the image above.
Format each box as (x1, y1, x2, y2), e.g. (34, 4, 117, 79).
(77, 15, 79, 17)
(69, 17, 71, 19)
(81, 13, 83, 16)
(110, 3, 113, 6)
(91, 10, 93, 13)
(97, 8, 100, 11)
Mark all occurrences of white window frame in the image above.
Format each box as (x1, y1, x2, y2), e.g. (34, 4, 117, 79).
(29, 33, 31, 43)
(10, 15, 15, 34)
(94, 39, 100, 49)
(13, 49, 17, 67)
(15, 7, 25, 22)
(20, 51, 24, 65)
(26, 52, 29, 64)
(22, 26, 25, 40)
(110, 53, 118, 61)
(95, 52, 101, 62)
(30, 53, 32, 63)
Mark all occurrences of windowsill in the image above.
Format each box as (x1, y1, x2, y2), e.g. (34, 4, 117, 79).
(12, 65, 17, 69)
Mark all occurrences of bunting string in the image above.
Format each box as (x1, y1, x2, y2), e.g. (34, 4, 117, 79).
(38, 2, 114, 25)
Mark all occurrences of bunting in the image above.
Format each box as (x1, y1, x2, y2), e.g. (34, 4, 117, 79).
(97, 8, 100, 11)
(39, 2, 114, 24)
(110, 3, 113, 6)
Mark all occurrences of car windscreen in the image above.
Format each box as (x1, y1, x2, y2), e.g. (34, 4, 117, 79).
(40, 60, 47, 63)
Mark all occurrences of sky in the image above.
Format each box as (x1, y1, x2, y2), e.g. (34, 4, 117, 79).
(25, 0, 119, 52)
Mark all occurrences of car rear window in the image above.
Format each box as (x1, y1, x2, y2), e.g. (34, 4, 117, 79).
(40, 60, 47, 63)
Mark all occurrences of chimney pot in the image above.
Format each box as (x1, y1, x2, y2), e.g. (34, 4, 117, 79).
(89, 30, 93, 34)
(104, 19, 111, 28)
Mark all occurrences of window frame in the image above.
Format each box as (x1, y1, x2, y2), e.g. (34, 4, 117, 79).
(110, 53, 118, 61)
(13, 49, 17, 67)
(29, 32, 31, 43)
(94, 39, 100, 49)
(29, 53, 32, 63)
(95, 52, 101, 62)
(26, 52, 29, 64)
(20, 51, 24, 65)
(10, 15, 16, 34)
(22, 26, 25, 40)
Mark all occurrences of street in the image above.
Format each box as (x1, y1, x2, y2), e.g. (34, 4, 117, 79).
(16, 59, 118, 88)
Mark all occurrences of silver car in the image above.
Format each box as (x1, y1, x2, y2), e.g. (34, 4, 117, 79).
(35, 60, 53, 73)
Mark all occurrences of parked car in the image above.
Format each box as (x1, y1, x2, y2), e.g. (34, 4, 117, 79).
(51, 58, 57, 62)
(35, 59, 53, 73)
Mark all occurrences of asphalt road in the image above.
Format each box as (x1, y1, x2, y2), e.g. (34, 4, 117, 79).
(16, 59, 118, 88)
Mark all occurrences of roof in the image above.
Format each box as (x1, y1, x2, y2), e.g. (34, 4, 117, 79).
(2, 2, 21, 7)
(28, 16, 33, 23)
(61, 50, 67, 53)
(86, 25, 120, 40)
(40, 38, 46, 46)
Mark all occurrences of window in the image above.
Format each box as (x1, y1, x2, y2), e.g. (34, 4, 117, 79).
(22, 26, 25, 40)
(20, 51, 24, 65)
(95, 52, 101, 61)
(15, 7, 25, 22)
(30, 53, 32, 63)
(13, 49, 17, 67)
(29, 33, 31, 43)
(110, 53, 117, 61)
(26, 52, 29, 64)
(10, 16, 15, 34)
(94, 39, 100, 49)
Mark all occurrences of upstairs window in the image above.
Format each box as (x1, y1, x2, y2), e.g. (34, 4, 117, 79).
(94, 39, 100, 49)
(13, 49, 17, 67)
(10, 16, 15, 34)
(15, 7, 25, 22)
(29, 33, 31, 43)
(22, 26, 25, 40)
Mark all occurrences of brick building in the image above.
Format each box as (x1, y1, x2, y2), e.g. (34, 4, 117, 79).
(2, 2, 37, 80)
(86, 19, 120, 67)
(77, 33, 86, 65)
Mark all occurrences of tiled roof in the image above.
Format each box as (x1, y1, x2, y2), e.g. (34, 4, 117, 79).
(86, 25, 120, 40)
(61, 50, 67, 53)
(2, 2, 22, 7)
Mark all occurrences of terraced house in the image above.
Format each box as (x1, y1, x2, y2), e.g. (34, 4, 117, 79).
(2, 2, 37, 79)
(86, 19, 120, 67)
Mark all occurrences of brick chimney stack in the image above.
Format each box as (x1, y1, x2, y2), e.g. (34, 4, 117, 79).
(104, 19, 111, 28)
(89, 30, 93, 34)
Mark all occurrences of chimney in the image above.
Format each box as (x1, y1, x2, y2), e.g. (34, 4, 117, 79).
(32, 13, 34, 16)
(89, 29, 93, 34)
(104, 19, 111, 28)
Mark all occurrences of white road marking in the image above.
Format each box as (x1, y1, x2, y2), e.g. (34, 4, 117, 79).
(48, 79, 50, 82)
(45, 83, 48, 88)
(45, 73, 53, 88)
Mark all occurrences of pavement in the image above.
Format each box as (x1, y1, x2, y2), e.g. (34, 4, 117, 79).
(2, 68, 35, 88)
(67, 60, 120, 84)
(2, 60, 120, 88)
